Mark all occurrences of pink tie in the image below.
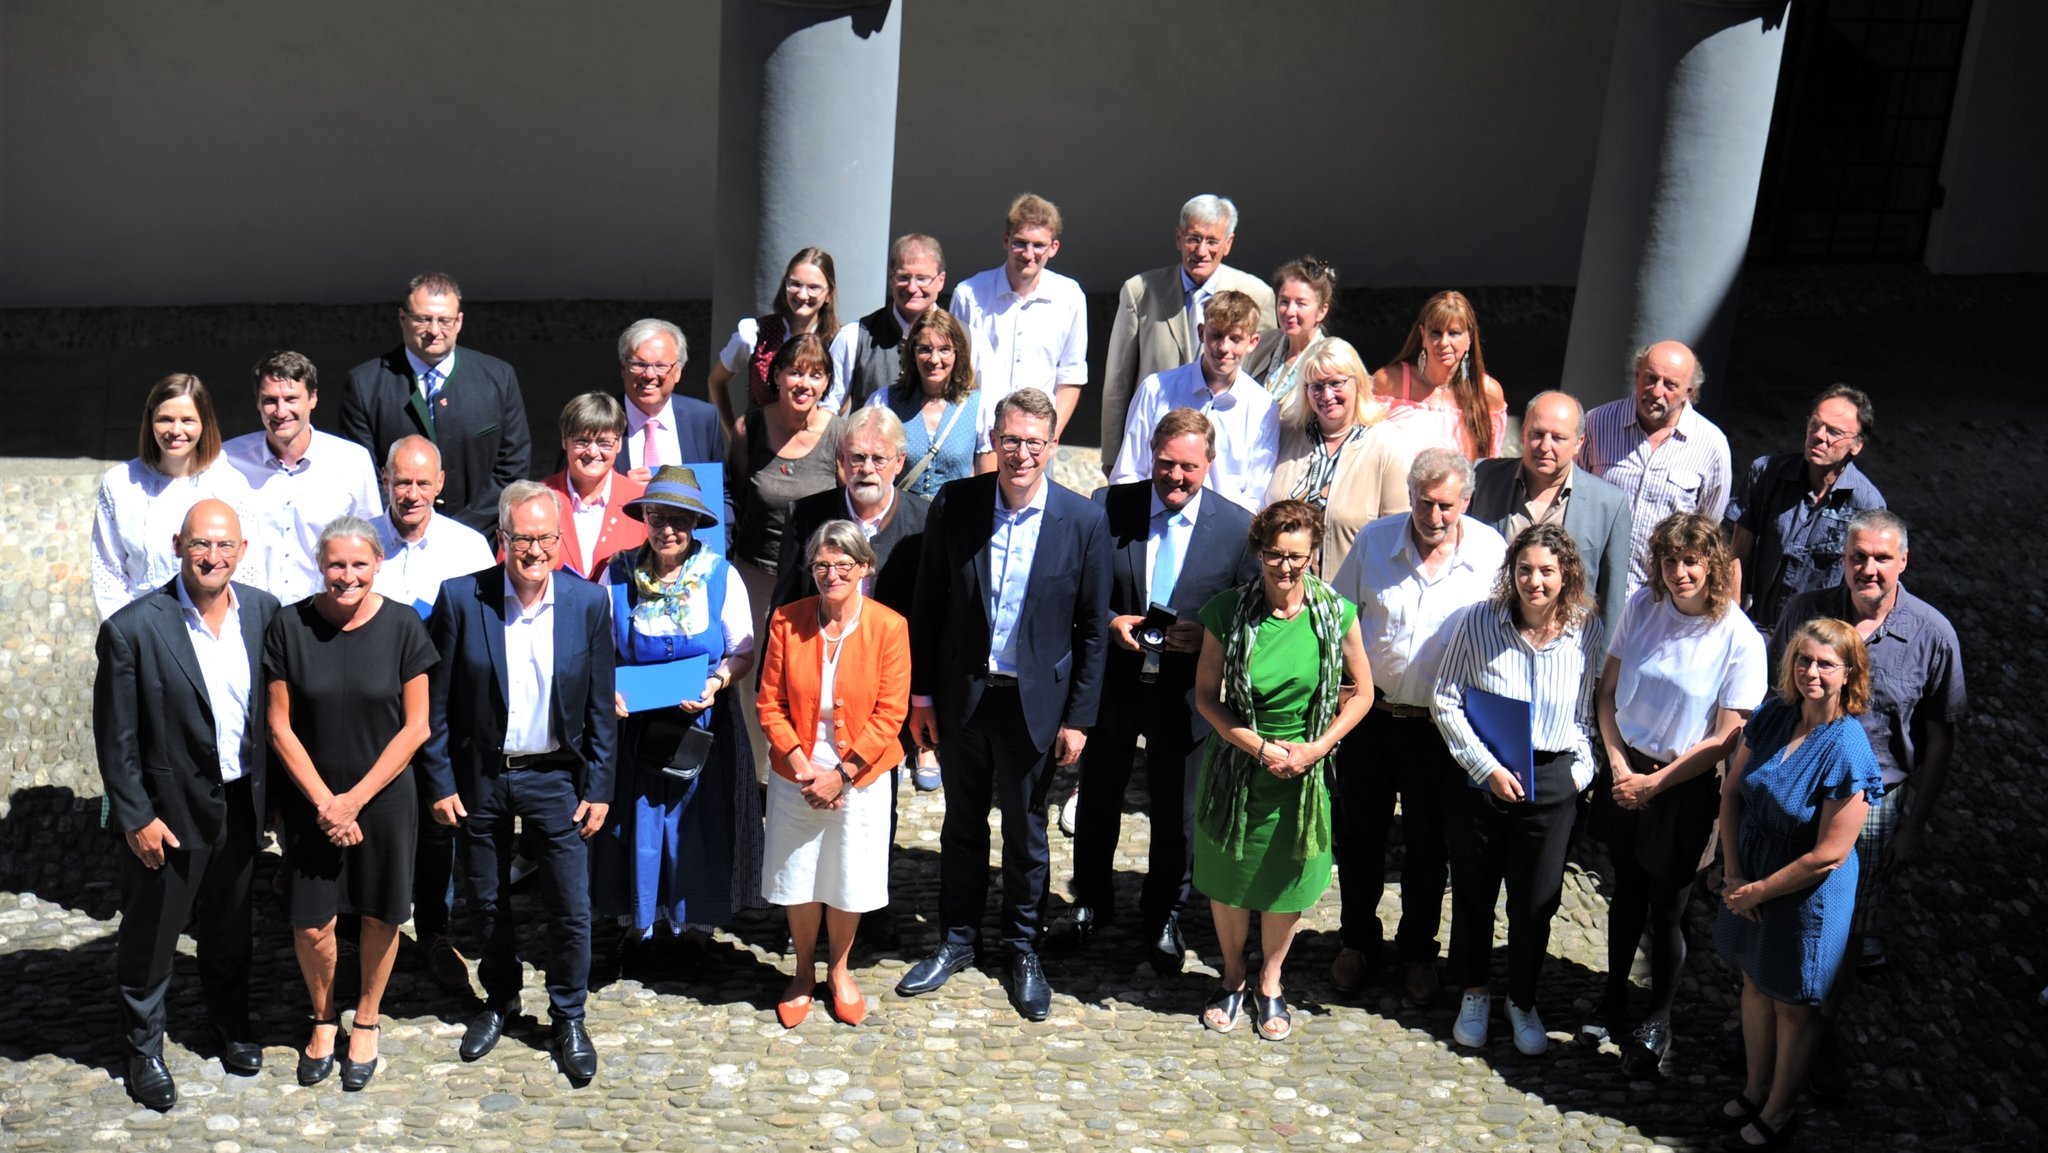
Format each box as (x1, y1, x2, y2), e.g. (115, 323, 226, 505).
(642, 418, 661, 470)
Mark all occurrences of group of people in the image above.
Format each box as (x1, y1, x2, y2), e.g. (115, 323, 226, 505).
(89, 194, 1964, 1151)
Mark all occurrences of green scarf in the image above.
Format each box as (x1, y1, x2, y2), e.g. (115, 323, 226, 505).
(1196, 573, 1346, 862)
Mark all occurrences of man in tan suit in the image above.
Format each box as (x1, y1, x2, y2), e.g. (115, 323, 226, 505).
(1098, 195, 1276, 476)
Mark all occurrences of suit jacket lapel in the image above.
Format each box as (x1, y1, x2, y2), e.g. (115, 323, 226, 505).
(971, 481, 996, 626)
(481, 576, 509, 711)
(1163, 270, 1191, 360)
(1112, 486, 1145, 607)
(549, 585, 578, 738)
(147, 590, 212, 722)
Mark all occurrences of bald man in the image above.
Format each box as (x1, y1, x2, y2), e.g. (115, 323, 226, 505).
(94, 500, 281, 1110)
(1469, 391, 1634, 625)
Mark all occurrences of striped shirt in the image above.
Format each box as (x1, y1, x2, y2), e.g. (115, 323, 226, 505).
(1432, 600, 1605, 790)
(1577, 398, 1732, 595)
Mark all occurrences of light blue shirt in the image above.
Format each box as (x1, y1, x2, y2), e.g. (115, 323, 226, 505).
(987, 478, 1051, 676)
(405, 347, 457, 399)
(1146, 487, 1202, 605)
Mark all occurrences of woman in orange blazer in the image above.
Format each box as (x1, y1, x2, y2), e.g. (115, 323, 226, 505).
(543, 392, 649, 578)
(756, 519, 911, 1028)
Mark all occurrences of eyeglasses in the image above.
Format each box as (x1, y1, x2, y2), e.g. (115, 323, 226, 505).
(892, 274, 939, 289)
(1792, 654, 1844, 673)
(1305, 377, 1351, 394)
(182, 539, 241, 557)
(642, 511, 697, 530)
(913, 343, 955, 358)
(844, 452, 898, 468)
(1259, 549, 1312, 568)
(1806, 417, 1859, 443)
(996, 435, 1051, 457)
(624, 360, 677, 375)
(502, 532, 561, 552)
(811, 561, 862, 578)
(568, 436, 621, 452)
(403, 312, 461, 331)
(1007, 238, 1053, 255)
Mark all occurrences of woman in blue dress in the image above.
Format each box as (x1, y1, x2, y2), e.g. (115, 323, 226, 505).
(866, 309, 993, 500)
(592, 466, 761, 967)
(1712, 617, 1882, 1149)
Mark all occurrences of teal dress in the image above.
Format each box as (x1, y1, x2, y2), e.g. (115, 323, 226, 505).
(1192, 586, 1357, 912)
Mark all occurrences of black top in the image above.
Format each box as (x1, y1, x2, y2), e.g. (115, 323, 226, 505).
(264, 597, 437, 792)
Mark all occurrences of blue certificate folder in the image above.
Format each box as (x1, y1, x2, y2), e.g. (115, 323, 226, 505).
(616, 655, 709, 713)
(1463, 687, 1536, 799)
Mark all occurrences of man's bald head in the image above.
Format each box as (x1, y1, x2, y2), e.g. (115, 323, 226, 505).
(1520, 391, 1586, 485)
(384, 434, 447, 537)
(1631, 340, 1703, 432)
(176, 499, 244, 596)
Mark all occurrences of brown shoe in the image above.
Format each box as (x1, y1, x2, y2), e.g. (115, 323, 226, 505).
(1330, 947, 1371, 996)
(427, 935, 472, 993)
(1404, 960, 1442, 1003)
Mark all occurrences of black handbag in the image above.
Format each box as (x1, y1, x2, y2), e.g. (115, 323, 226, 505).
(634, 713, 715, 782)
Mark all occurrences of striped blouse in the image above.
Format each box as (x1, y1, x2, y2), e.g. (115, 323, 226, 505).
(1432, 600, 1606, 791)
(1577, 397, 1732, 596)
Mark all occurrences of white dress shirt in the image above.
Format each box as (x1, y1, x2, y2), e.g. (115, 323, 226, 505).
(90, 457, 258, 620)
(502, 571, 558, 756)
(224, 429, 383, 604)
(845, 487, 895, 597)
(1107, 360, 1279, 512)
(1579, 399, 1733, 594)
(949, 266, 1088, 403)
(987, 478, 1051, 676)
(371, 511, 496, 613)
(1607, 588, 1768, 762)
(1332, 513, 1508, 708)
(1433, 601, 1606, 790)
(624, 401, 680, 474)
(174, 576, 251, 782)
(824, 308, 909, 412)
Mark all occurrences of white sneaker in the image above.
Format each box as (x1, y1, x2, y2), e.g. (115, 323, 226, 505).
(1507, 1000, 1549, 1055)
(1058, 790, 1079, 838)
(1452, 991, 1490, 1047)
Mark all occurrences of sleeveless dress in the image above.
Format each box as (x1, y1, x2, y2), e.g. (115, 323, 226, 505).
(733, 409, 843, 573)
(1712, 696, 1883, 1004)
(590, 546, 762, 932)
(1382, 362, 1508, 460)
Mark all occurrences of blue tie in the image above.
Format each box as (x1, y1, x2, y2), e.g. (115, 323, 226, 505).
(1152, 511, 1184, 605)
(421, 368, 442, 430)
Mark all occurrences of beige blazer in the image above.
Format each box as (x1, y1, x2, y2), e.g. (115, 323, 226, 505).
(1099, 263, 1274, 474)
(1263, 418, 1419, 581)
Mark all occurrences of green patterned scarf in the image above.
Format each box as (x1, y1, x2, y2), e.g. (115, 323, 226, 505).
(1196, 572, 1345, 862)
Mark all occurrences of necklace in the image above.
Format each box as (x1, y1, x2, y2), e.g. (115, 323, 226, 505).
(819, 596, 864, 648)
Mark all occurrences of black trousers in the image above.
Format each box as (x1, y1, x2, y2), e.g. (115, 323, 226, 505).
(1070, 677, 1203, 930)
(1447, 750, 1579, 1010)
(459, 764, 591, 1021)
(1333, 709, 1458, 961)
(115, 778, 257, 1058)
(412, 763, 458, 941)
(937, 686, 1057, 956)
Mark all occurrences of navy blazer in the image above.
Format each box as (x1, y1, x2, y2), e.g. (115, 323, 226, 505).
(617, 393, 727, 474)
(770, 485, 930, 616)
(421, 565, 618, 810)
(93, 579, 279, 846)
(912, 473, 1111, 754)
(1468, 458, 1634, 626)
(1093, 481, 1258, 696)
(339, 345, 534, 534)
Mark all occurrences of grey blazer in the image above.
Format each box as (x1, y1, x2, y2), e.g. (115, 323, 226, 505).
(1469, 459, 1634, 626)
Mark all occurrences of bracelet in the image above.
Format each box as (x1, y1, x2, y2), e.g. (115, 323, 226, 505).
(1258, 738, 1268, 761)
(835, 764, 853, 786)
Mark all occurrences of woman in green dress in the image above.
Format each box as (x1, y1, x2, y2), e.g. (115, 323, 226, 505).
(1192, 499, 1373, 1040)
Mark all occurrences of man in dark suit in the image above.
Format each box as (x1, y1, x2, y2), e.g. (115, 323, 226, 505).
(93, 499, 280, 1111)
(1052, 408, 1257, 974)
(421, 481, 616, 1081)
(338, 271, 533, 534)
(770, 406, 928, 615)
(898, 387, 1111, 1021)
(615, 317, 725, 476)
(1468, 390, 1634, 626)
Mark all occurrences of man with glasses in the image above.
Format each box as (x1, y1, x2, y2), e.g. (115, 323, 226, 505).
(1326, 448, 1507, 1002)
(949, 195, 1089, 436)
(899, 388, 1111, 1020)
(94, 500, 280, 1110)
(615, 318, 725, 478)
(422, 482, 616, 1080)
(828, 234, 947, 414)
(340, 271, 533, 534)
(1099, 194, 1275, 477)
(1730, 385, 1884, 628)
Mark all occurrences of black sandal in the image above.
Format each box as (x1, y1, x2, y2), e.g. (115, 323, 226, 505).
(1708, 1092, 1761, 1130)
(1721, 1111, 1799, 1151)
(1252, 990, 1292, 1041)
(1202, 986, 1246, 1033)
(297, 1015, 341, 1086)
(339, 1021, 380, 1092)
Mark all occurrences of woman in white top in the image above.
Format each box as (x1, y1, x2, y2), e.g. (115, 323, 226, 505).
(1592, 512, 1766, 1076)
(92, 373, 256, 619)
(1371, 290, 1508, 462)
(705, 246, 853, 433)
(1434, 523, 1605, 1057)
(1241, 256, 1336, 408)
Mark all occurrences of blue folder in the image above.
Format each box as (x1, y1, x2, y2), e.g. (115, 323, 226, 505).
(616, 655, 709, 713)
(1463, 687, 1536, 800)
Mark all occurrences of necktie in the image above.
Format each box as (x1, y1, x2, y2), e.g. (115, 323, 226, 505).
(642, 417, 662, 470)
(1151, 511, 1185, 604)
(420, 368, 442, 430)
(1184, 288, 1203, 358)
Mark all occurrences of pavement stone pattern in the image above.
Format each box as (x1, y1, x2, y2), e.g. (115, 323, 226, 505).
(2, 338, 2044, 1149)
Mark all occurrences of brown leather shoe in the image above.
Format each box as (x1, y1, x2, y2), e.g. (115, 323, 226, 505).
(1404, 960, 1442, 1003)
(1330, 947, 1371, 996)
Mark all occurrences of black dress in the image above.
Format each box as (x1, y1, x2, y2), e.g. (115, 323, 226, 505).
(264, 597, 438, 927)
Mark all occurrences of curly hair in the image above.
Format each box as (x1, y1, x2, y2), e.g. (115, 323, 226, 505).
(1492, 522, 1594, 631)
(1645, 512, 1737, 619)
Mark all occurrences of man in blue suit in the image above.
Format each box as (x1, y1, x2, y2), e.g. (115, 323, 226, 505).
(1054, 408, 1258, 974)
(422, 480, 617, 1080)
(614, 318, 725, 476)
(899, 388, 1112, 1021)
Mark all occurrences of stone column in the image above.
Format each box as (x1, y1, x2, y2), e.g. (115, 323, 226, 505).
(1561, 0, 1791, 398)
(712, 0, 901, 413)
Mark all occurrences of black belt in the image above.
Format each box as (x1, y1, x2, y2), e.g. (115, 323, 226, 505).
(982, 672, 1019, 689)
(504, 750, 577, 771)
(1371, 695, 1431, 719)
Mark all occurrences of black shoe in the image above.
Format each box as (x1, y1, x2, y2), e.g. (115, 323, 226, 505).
(895, 942, 976, 997)
(860, 910, 902, 954)
(338, 1022, 379, 1092)
(1620, 1018, 1672, 1078)
(1148, 915, 1187, 976)
(1045, 905, 1103, 952)
(552, 1018, 598, 1080)
(297, 1015, 341, 1086)
(125, 1054, 176, 1111)
(1579, 993, 1630, 1046)
(1858, 933, 1889, 974)
(209, 1023, 263, 1076)
(460, 1005, 509, 1062)
(1009, 952, 1052, 1021)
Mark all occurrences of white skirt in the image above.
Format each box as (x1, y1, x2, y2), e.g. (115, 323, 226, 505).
(760, 764, 892, 912)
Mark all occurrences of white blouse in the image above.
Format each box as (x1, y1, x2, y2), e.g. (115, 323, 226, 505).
(1606, 588, 1768, 762)
(91, 457, 259, 619)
